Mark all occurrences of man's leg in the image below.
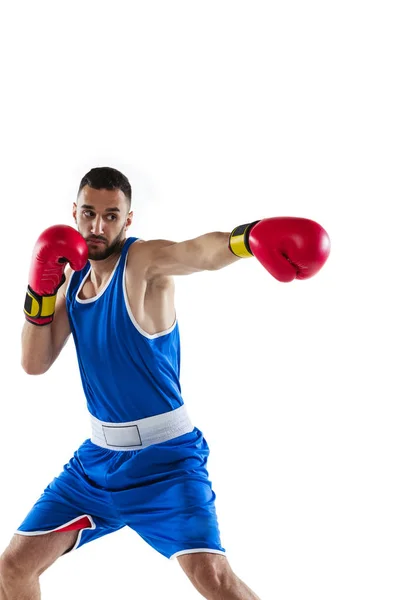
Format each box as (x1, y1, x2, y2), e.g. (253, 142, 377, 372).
(0, 530, 79, 600)
(178, 552, 261, 600)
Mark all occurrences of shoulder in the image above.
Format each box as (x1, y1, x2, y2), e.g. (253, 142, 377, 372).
(127, 238, 175, 270)
(128, 238, 175, 258)
(127, 238, 175, 286)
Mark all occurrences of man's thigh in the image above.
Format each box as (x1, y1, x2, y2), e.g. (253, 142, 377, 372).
(2, 530, 80, 576)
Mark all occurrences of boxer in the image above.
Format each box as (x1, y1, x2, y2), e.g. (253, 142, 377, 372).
(0, 167, 330, 599)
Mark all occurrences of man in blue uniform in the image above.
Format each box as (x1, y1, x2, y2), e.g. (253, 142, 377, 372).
(0, 167, 329, 599)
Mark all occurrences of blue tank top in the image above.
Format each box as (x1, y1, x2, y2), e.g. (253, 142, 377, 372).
(66, 237, 183, 422)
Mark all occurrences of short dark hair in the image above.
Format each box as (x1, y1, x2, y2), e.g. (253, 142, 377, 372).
(78, 167, 132, 207)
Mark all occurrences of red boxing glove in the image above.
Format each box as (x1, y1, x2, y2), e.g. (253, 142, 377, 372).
(24, 225, 88, 325)
(229, 217, 330, 282)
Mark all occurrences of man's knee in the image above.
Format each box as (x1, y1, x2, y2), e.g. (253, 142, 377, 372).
(0, 551, 31, 585)
(179, 553, 234, 594)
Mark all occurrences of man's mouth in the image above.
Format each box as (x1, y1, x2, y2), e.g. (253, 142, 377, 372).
(88, 238, 106, 245)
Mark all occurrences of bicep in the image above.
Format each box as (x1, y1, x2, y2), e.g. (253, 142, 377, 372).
(135, 238, 205, 279)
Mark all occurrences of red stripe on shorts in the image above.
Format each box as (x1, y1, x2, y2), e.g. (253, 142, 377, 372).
(57, 516, 92, 532)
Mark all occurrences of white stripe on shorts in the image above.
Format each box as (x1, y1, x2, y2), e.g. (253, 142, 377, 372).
(170, 548, 227, 560)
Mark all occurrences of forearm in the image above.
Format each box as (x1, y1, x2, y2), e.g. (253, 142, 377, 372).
(193, 231, 241, 270)
(21, 321, 55, 375)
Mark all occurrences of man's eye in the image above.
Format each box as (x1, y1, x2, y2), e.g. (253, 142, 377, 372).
(107, 214, 117, 221)
(83, 210, 94, 218)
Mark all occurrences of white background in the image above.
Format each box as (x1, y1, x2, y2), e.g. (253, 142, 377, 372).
(1, 1, 399, 599)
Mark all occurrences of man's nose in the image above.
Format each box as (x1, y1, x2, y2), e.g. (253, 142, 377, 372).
(91, 216, 104, 235)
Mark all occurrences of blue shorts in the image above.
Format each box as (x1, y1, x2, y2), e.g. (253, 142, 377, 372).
(17, 427, 225, 560)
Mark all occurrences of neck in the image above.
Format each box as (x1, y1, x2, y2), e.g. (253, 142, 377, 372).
(88, 239, 125, 287)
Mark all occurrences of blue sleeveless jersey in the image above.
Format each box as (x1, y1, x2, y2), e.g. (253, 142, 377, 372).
(66, 237, 183, 422)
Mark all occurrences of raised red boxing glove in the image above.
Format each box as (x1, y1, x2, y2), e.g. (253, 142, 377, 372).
(229, 217, 330, 282)
(24, 225, 88, 325)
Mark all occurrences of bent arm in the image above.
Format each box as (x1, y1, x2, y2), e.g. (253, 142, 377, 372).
(21, 272, 72, 375)
(144, 232, 241, 279)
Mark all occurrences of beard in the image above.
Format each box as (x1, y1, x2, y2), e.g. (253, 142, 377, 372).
(85, 226, 126, 261)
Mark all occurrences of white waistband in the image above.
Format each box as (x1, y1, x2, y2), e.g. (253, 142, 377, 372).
(89, 405, 193, 451)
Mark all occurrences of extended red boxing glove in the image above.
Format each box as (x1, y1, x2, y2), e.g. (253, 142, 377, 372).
(24, 225, 88, 325)
(229, 217, 330, 282)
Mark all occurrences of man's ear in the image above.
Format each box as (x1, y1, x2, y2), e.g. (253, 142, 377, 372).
(72, 202, 77, 223)
(126, 210, 133, 230)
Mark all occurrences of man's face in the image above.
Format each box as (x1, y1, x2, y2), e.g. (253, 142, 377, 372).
(73, 186, 133, 261)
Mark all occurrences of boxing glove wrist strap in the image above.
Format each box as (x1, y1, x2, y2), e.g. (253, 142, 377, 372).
(24, 286, 57, 325)
(229, 220, 260, 258)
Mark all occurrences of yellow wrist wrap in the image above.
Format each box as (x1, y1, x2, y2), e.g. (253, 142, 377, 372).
(24, 287, 57, 319)
(229, 221, 260, 258)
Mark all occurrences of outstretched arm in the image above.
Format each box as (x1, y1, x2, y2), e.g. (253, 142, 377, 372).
(139, 216, 331, 282)
(142, 231, 241, 279)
